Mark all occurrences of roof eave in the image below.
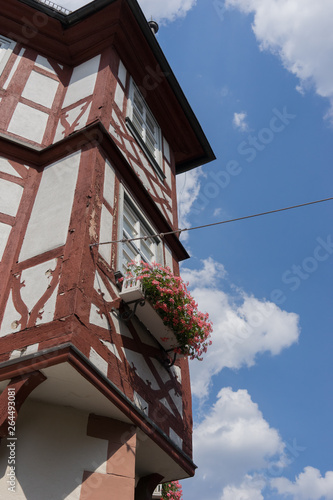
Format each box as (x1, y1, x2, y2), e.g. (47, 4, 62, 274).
(17, 0, 215, 172)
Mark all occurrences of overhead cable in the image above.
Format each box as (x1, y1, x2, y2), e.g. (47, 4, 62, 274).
(90, 196, 333, 248)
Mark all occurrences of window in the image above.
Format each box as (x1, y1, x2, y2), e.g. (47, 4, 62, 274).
(126, 79, 165, 180)
(120, 196, 161, 274)
(0, 36, 16, 76)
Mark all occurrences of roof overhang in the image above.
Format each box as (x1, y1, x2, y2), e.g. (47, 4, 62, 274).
(0, 343, 196, 481)
(2, 0, 215, 173)
(0, 123, 190, 261)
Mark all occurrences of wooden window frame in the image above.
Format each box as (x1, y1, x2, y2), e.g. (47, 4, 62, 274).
(126, 79, 165, 181)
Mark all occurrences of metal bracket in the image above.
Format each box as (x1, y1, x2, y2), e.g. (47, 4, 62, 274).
(112, 298, 146, 322)
(112, 299, 181, 371)
(161, 351, 177, 368)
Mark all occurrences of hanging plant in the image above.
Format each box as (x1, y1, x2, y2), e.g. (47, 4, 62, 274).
(120, 261, 212, 361)
(162, 480, 183, 500)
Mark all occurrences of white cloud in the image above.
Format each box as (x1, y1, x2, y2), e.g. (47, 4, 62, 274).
(181, 256, 227, 287)
(184, 382, 332, 500)
(221, 476, 265, 500)
(233, 111, 249, 131)
(136, 0, 197, 23)
(176, 168, 204, 240)
(225, 0, 333, 120)
(271, 467, 333, 499)
(181, 258, 300, 398)
(184, 387, 283, 499)
(61, 0, 196, 23)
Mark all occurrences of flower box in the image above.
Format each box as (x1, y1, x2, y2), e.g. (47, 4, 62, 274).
(119, 262, 212, 361)
(119, 277, 180, 353)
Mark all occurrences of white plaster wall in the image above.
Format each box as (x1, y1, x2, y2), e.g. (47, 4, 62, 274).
(118, 60, 127, 88)
(163, 137, 170, 164)
(93, 271, 113, 301)
(164, 245, 173, 271)
(162, 199, 173, 224)
(0, 158, 23, 177)
(22, 70, 59, 108)
(114, 83, 125, 111)
(19, 151, 81, 262)
(89, 304, 110, 331)
(151, 179, 163, 199)
(162, 191, 172, 210)
(112, 312, 133, 339)
(65, 102, 92, 131)
(169, 428, 183, 450)
(0, 400, 108, 500)
(35, 55, 57, 74)
(111, 109, 126, 132)
(121, 349, 159, 390)
(0, 258, 60, 335)
(133, 391, 148, 415)
(137, 149, 154, 177)
(151, 359, 172, 385)
(164, 162, 172, 189)
(62, 55, 101, 108)
(109, 122, 122, 143)
(35, 285, 59, 325)
(169, 389, 182, 417)
(103, 159, 115, 208)
(0, 290, 21, 337)
(89, 347, 108, 377)
(163, 137, 172, 189)
(20, 258, 58, 313)
(8, 103, 49, 143)
(123, 138, 136, 158)
(0, 178, 23, 217)
(0, 222, 11, 260)
(160, 397, 174, 416)
(54, 119, 66, 142)
(2, 48, 25, 90)
(171, 365, 181, 384)
(10, 343, 39, 360)
(132, 163, 150, 191)
(98, 205, 113, 265)
(100, 340, 122, 362)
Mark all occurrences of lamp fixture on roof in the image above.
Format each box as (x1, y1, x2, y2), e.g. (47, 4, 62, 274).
(148, 19, 159, 35)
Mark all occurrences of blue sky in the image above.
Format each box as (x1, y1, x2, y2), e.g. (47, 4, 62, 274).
(63, 1, 333, 498)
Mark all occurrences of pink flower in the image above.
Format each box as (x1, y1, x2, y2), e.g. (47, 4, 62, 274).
(123, 262, 213, 361)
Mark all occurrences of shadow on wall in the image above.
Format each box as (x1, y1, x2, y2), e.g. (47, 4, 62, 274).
(0, 399, 109, 499)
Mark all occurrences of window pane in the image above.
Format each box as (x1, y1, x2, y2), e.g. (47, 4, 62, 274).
(146, 113, 156, 136)
(141, 239, 154, 262)
(133, 91, 144, 116)
(145, 133, 156, 157)
(123, 204, 138, 239)
(122, 200, 158, 269)
(129, 81, 161, 167)
(132, 108, 144, 139)
(122, 241, 140, 271)
(123, 217, 137, 240)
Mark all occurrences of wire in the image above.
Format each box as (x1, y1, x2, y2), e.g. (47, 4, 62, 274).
(90, 196, 333, 248)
